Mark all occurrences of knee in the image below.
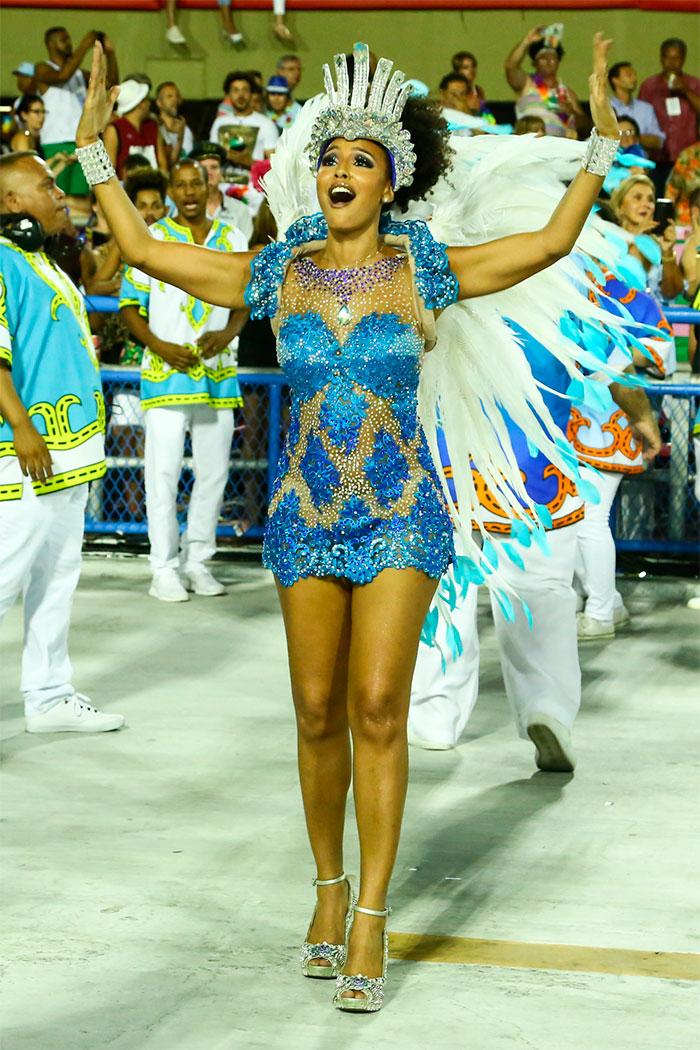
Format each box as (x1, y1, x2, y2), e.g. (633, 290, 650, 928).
(349, 682, 405, 745)
(295, 689, 346, 743)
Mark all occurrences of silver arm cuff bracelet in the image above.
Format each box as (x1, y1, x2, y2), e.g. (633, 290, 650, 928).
(581, 128, 620, 177)
(75, 138, 116, 186)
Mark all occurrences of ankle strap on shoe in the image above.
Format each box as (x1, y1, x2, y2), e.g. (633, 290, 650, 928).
(313, 873, 347, 887)
(353, 903, 392, 917)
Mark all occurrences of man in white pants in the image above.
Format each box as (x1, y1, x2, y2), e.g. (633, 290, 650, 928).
(410, 322, 661, 770)
(0, 152, 124, 733)
(568, 276, 675, 639)
(119, 159, 248, 602)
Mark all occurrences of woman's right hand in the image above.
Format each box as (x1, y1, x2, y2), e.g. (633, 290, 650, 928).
(76, 41, 119, 147)
(12, 419, 53, 484)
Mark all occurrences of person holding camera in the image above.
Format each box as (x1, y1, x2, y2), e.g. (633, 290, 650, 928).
(610, 174, 684, 303)
(208, 72, 278, 183)
(33, 26, 119, 197)
(639, 38, 700, 195)
(0, 151, 124, 733)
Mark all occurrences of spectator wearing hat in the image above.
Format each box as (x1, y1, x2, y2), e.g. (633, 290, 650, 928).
(208, 72, 278, 183)
(104, 79, 168, 179)
(155, 81, 193, 168)
(265, 75, 300, 132)
(188, 142, 253, 243)
(13, 61, 38, 97)
(505, 25, 586, 139)
(32, 27, 119, 196)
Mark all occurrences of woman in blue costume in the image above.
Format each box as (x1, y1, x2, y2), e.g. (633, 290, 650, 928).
(75, 36, 621, 1012)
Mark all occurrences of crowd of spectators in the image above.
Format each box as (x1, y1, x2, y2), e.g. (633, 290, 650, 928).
(1, 22, 698, 370)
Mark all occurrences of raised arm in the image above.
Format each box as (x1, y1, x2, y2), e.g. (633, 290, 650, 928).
(504, 26, 544, 94)
(76, 43, 255, 310)
(35, 32, 97, 87)
(448, 34, 620, 301)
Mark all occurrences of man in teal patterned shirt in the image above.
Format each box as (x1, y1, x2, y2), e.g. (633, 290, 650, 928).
(0, 152, 124, 733)
(120, 159, 248, 602)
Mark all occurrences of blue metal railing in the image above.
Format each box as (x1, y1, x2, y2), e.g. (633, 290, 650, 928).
(89, 367, 288, 540)
(612, 382, 699, 555)
(85, 298, 699, 553)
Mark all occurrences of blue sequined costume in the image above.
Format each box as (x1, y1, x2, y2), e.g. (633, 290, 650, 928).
(245, 213, 458, 587)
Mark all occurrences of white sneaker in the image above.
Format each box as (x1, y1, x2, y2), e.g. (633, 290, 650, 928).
(26, 694, 125, 734)
(526, 712, 575, 773)
(166, 24, 186, 44)
(149, 571, 189, 602)
(613, 604, 631, 629)
(184, 566, 226, 596)
(229, 32, 245, 45)
(577, 612, 615, 641)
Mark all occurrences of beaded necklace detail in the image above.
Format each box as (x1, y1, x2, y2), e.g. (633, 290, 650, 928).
(294, 253, 405, 326)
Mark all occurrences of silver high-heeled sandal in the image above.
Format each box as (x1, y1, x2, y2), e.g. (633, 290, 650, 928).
(300, 874, 356, 979)
(333, 903, 392, 1012)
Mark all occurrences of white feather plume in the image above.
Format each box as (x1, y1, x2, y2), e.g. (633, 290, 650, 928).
(260, 94, 327, 238)
(413, 132, 645, 602)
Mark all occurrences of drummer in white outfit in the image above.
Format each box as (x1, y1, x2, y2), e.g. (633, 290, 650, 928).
(409, 318, 662, 770)
(569, 275, 675, 640)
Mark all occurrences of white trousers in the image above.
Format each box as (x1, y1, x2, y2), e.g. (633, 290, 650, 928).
(0, 482, 87, 716)
(574, 466, 623, 624)
(409, 525, 581, 747)
(144, 405, 234, 575)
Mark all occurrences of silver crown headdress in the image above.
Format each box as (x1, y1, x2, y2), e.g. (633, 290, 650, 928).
(306, 42, 417, 190)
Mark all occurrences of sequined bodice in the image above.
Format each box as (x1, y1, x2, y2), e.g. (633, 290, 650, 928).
(270, 253, 435, 528)
(244, 213, 458, 585)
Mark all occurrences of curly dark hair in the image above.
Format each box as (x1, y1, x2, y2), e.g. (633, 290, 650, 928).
(390, 96, 453, 213)
(124, 168, 169, 204)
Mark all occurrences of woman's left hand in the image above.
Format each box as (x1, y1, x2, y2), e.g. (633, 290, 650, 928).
(589, 32, 620, 139)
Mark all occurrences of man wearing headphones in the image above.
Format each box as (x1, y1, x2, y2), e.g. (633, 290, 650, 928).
(0, 152, 124, 733)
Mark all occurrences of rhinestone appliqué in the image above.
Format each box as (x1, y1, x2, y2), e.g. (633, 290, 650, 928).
(243, 214, 459, 588)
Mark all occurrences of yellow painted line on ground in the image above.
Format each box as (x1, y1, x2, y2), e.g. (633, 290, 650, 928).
(389, 932, 700, 981)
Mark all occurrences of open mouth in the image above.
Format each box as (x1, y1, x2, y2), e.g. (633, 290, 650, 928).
(328, 184, 356, 206)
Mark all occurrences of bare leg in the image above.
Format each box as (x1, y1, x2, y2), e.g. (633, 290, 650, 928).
(166, 0, 177, 28)
(343, 567, 439, 997)
(276, 575, 353, 963)
(272, 0, 292, 41)
(218, 0, 239, 38)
